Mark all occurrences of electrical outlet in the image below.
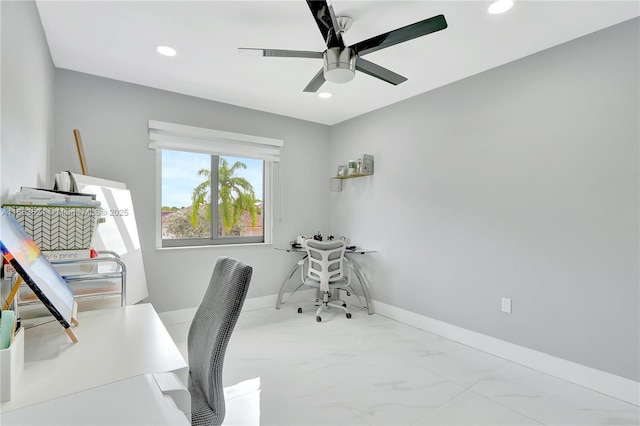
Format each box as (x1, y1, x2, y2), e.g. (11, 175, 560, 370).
(501, 297, 512, 314)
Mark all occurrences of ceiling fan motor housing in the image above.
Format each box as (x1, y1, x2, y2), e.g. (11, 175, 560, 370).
(323, 47, 356, 83)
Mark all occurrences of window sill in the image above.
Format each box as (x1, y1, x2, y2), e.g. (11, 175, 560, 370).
(155, 242, 273, 251)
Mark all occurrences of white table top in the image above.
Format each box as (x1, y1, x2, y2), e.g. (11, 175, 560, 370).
(1, 303, 187, 412)
(1, 374, 189, 425)
(276, 246, 376, 254)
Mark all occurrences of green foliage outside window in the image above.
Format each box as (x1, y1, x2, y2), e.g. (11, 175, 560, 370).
(189, 158, 259, 236)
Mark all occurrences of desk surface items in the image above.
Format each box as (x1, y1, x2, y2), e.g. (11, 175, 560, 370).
(4, 176, 148, 318)
(1, 209, 79, 343)
(0, 310, 24, 404)
(1, 185, 124, 314)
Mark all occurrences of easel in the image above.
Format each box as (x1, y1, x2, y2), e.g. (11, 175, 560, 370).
(2, 276, 22, 311)
(67, 302, 80, 344)
(2, 257, 80, 344)
(73, 129, 89, 175)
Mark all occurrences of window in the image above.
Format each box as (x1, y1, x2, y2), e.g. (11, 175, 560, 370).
(149, 121, 282, 248)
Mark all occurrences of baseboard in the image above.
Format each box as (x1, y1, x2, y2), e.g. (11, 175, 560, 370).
(242, 294, 280, 311)
(373, 300, 639, 407)
(243, 289, 319, 311)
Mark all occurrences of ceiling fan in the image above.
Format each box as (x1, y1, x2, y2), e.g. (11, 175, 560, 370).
(238, 0, 448, 92)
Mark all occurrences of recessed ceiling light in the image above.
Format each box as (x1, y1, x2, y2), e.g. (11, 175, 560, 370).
(488, 0, 514, 14)
(156, 45, 177, 57)
(318, 92, 332, 99)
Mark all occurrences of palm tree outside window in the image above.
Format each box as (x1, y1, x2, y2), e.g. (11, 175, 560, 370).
(161, 150, 264, 246)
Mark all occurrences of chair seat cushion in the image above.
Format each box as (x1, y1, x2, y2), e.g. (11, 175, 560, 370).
(303, 277, 349, 288)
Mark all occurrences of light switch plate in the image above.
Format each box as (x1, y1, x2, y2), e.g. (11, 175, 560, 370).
(501, 297, 512, 314)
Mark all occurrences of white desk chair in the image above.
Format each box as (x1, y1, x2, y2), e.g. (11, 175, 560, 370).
(298, 239, 352, 322)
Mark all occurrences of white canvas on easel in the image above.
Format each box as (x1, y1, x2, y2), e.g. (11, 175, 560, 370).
(71, 174, 149, 305)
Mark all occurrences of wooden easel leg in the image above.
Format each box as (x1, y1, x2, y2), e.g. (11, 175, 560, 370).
(70, 300, 79, 326)
(2, 276, 23, 311)
(65, 301, 80, 343)
(73, 129, 89, 175)
(65, 327, 79, 344)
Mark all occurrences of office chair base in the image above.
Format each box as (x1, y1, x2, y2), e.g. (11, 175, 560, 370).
(299, 301, 352, 321)
(315, 312, 351, 322)
(315, 297, 351, 322)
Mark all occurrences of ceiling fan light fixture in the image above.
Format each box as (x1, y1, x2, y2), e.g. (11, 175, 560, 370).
(318, 92, 332, 99)
(323, 47, 356, 84)
(488, 0, 514, 14)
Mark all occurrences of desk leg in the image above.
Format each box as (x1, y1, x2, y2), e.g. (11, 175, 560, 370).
(275, 259, 303, 309)
(346, 256, 374, 315)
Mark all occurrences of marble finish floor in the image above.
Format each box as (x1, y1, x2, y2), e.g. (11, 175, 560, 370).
(160, 305, 639, 426)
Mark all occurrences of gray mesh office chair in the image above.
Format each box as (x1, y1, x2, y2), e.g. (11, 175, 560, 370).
(298, 239, 352, 322)
(188, 256, 253, 426)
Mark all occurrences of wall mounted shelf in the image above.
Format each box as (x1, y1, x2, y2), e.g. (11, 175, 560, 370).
(334, 173, 373, 180)
(331, 154, 374, 191)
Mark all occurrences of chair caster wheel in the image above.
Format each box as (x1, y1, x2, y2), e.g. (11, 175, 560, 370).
(342, 303, 347, 307)
(297, 308, 302, 314)
(346, 313, 352, 319)
(316, 316, 322, 322)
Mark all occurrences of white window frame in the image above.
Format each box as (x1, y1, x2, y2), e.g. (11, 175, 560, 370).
(149, 120, 282, 248)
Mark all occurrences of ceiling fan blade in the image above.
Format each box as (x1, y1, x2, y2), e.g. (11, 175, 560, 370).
(305, 0, 344, 49)
(303, 68, 326, 92)
(325, 0, 343, 45)
(351, 14, 447, 57)
(356, 57, 407, 86)
(238, 48, 323, 59)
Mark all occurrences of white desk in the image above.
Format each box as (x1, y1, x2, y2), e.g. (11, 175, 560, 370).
(0, 303, 188, 421)
(1, 374, 189, 425)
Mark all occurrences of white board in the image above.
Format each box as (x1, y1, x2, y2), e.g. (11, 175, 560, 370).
(71, 174, 149, 305)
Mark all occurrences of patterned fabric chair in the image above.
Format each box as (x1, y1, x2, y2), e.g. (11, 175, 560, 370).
(188, 256, 253, 426)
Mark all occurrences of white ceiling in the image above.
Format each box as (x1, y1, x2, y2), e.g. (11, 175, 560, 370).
(36, 1, 638, 125)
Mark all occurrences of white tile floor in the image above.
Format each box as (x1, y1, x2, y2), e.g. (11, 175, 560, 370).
(160, 304, 639, 426)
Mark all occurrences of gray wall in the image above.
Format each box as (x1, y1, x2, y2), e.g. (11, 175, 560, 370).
(1, 0, 55, 200)
(52, 70, 331, 312)
(329, 18, 639, 381)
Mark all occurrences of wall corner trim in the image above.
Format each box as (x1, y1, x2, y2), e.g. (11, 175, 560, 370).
(373, 300, 639, 407)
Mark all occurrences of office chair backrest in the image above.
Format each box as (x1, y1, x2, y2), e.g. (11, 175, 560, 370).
(304, 239, 347, 292)
(187, 256, 253, 426)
